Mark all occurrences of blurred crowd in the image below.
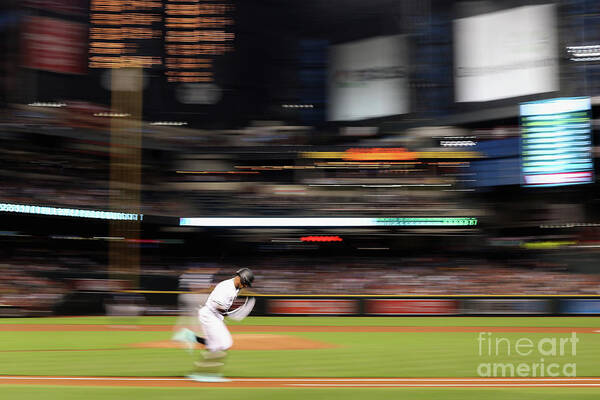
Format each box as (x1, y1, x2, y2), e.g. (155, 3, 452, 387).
(255, 266, 600, 295)
(0, 261, 67, 317)
(251, 259, 600, 295)
(2, 253, 600, 316)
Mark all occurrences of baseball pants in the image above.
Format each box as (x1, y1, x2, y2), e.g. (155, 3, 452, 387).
(198, 306, 233, 352)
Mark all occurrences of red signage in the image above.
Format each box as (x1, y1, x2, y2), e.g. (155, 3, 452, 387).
(21, 16, 87, 75)
(268, 299, 358, 315)
(365, 299, 458, 315)
(343, 148, 417, 161)
(300, 236, 343, 242)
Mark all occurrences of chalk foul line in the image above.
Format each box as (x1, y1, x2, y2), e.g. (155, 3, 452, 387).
(2, 376, 600, 388)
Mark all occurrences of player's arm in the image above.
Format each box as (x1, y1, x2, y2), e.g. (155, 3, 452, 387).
(211, 298, 230, 315)
(225, 297, 255, 321)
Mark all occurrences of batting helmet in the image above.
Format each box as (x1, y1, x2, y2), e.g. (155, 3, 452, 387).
(236, 268, 254, 287)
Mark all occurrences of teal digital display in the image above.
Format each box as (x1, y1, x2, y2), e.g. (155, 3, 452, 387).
(520, 97, 593, 187)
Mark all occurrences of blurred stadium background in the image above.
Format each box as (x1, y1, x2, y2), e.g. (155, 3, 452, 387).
(0, 0, 600, 320)
(4, 2, 600, 399)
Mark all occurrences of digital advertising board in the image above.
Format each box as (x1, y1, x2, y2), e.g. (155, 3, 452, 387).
(520, 97, 593, 187)
(327, 35, 408, 121)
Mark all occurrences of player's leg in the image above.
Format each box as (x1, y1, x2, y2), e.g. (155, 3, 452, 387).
(196, 308, 233, 376)
(195, 335, 206, 345)
(172, 327, 205, 351)
(172, 293, 209, 349)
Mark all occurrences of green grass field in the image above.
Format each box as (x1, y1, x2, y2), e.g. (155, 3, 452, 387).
(4, 386, 600, 400)
(5, 386, 600, 400)
(1, 316, 599, 399)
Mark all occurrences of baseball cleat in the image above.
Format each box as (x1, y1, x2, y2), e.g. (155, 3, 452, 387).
(186, 373, 231, 383)
(171, 328, 196, 353)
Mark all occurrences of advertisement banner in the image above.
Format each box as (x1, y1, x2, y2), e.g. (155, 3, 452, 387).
(21, 16, 87, 75)
(328, 35, 408, 121)
(365, 299, 458, 315)
(561, 299, 600, 314)
(454, 4, 558, 102)
(268, 299, 358, 315)
(461, 299, 552, 315)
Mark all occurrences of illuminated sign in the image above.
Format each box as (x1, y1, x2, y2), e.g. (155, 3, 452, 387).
(343, 148, 417, 161)
(454, 4, 558, 102)
(521, 241, 575, 249)
(300, 236, 343, 242)
(89, 0, 234, 85)
(0, 203, 141, 220)
(300, 150, 482, 159)
(328, 35, 409, 121)
(375, 217, 478, 226)
(89, 0, 163, 69)
(179, 217, 478, 227)
(520, 97, 594, 187)
(165, 0, 234, 83)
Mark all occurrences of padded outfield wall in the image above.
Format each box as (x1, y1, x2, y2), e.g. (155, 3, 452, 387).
(23, 291, 600, 317)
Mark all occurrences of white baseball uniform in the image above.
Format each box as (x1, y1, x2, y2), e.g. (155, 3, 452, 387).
(198, 278, 239, 352)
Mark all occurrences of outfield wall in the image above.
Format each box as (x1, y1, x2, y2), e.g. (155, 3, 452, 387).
(25, 292, 600, 317)
(254, 297, 600, 316)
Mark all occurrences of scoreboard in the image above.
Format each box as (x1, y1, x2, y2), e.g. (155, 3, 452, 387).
(89, 0, 234, 84)
(520, 97, 594, 187)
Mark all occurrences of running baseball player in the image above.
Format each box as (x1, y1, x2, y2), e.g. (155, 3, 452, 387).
(173, 268, 255, 382)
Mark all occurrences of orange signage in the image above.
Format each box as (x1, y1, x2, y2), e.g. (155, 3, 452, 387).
(343, 148, 418, 161)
